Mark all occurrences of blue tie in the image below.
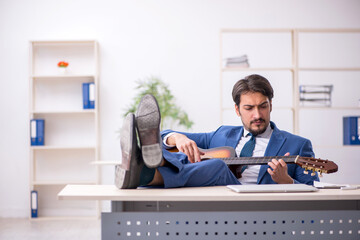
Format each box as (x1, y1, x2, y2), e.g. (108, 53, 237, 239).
(240, 133, 256, 157)
(239, 133, 256, 174)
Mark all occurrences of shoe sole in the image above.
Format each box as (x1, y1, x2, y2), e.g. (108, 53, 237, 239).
(136, 94, 163, 168)
(115, 113, 143, 189)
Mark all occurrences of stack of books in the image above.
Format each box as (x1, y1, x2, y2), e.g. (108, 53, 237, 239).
(224, 55, 250, 68)
(299, 85, 333, 107)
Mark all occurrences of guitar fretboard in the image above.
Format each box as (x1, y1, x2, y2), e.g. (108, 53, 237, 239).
(222, 155, 299, 166)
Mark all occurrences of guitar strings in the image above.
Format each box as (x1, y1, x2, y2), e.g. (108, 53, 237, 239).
(222, 155, 297, 165)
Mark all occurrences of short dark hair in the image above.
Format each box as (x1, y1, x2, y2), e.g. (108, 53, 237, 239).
(232, 74, 274, 106)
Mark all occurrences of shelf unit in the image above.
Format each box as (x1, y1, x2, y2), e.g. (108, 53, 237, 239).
(220, 29, 297, 133)
(220, 29, 360, 184)
(29, 40, 100, 219)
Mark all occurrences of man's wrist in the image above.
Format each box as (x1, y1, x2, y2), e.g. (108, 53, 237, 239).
(286, 177, 294, 184)
(163, 132, 177, 148)
(278, 176, 294, 184)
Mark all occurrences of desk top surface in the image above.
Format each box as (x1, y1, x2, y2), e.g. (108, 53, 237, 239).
(58, 184, 360, 201)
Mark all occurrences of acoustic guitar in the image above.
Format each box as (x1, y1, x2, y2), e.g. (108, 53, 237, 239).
(171, 146, 338, 177)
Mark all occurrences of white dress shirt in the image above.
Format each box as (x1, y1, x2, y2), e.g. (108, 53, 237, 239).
(237, 124, 273, 184)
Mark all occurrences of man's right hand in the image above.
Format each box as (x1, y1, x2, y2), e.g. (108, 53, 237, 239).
(167, 133, 204, 163)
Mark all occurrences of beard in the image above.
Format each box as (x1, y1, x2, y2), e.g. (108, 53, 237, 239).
(246, 118, 268, 136)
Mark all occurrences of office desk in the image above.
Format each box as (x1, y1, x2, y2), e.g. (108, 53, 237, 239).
(59, 185, 360, 239)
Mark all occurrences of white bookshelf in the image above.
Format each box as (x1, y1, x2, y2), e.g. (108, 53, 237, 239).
(29, 40, 100, 219)
(220, 28, 360, 184)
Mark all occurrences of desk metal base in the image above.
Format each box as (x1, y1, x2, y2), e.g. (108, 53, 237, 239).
(102, 201, 360, 240)
(57, 185, 360, 239)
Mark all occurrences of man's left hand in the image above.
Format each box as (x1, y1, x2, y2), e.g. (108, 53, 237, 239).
(267, 152, 294, 184)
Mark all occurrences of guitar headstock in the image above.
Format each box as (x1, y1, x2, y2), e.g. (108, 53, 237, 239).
(295, 156, 338, 176)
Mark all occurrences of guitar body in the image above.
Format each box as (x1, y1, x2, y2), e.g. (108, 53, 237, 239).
(200, 146, 236, 159)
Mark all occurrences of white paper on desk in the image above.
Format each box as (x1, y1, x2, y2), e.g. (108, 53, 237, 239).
(313, 181, 346, 188)
(314, 181, 359, 190)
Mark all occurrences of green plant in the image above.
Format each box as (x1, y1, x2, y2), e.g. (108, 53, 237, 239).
(124, 76, 193, 130)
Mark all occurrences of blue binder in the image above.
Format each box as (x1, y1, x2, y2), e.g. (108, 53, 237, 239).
(88, 82, 95, 109)
(30, 119, 37, 145)
(31, 190, 38, 218)
(343, 116, 360, 145)
(82, 83, 90, 109)
(37, 119, 45, 145)
(82, 82, 95, 109)
(30, 119, 45, 146)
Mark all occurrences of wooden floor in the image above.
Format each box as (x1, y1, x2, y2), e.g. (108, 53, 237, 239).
(0, 218, 101, 240)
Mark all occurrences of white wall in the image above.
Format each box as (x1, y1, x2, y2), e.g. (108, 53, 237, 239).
(0, 0, 359, 217)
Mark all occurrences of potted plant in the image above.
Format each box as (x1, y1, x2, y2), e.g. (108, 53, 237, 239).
(124, 76, 193, 130)
(57, 61, 69, 74)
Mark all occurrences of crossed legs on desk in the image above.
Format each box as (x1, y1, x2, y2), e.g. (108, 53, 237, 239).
(115, 94, 240, 189)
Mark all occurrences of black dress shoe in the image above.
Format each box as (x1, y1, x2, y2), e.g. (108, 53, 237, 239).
(135, 94, 163, 168)
(115, 113, 143, 189)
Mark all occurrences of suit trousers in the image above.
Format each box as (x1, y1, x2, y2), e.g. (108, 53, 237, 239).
(157, 149, 240, 188)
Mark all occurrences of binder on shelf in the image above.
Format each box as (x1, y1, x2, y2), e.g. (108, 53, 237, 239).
(31, 190, 38, 218)
(89, 82, 95, 109)
(82, 83, 89, 109)
(30, 119, 37, 145)
(343, 116, 360, 145)
(30, 119, 45, 146)
(82, 82, 95, 109)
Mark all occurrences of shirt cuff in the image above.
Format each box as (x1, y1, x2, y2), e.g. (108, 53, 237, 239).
(163, 132, 177, 148)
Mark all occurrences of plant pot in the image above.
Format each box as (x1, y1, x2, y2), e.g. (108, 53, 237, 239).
(58, 67, 67, 74)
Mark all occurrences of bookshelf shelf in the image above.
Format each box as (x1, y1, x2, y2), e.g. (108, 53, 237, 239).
(29, 40, 100, 219)
(32, 75, 96, 79)
(32, 110, 96, 114)
(32, 40, 97, 44)
(299, 106, 360, 110)
(298, 68, 360, 71)
(31, 146, 96, 150)
(32, 181, 97, 186)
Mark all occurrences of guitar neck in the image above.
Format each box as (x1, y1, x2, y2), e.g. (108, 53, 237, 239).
(197, 147, 337, 174)
(222, 155, 299, 166)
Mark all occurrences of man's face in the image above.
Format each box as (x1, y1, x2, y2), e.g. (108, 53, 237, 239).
(235, 91, 272, 136)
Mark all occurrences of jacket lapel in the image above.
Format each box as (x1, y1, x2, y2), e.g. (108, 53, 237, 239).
(257, 122, 286, 183)
(225, 127, 243, 153)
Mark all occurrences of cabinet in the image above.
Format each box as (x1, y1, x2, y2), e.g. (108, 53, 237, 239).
(29, 40, 100, 218)
(220, 29, 360, 184)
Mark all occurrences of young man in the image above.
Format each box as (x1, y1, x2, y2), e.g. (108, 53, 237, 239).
(116, 74, 319, 189)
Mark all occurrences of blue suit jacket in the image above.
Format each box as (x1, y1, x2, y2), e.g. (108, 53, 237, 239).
(161, 122, 319, 185)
